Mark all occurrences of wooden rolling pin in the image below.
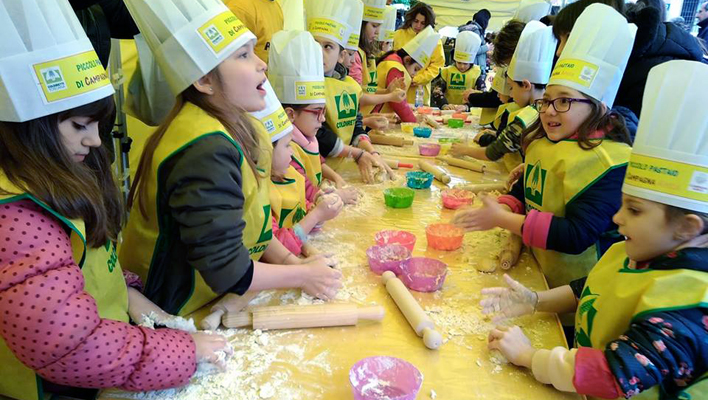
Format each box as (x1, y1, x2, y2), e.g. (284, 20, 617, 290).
(382, 271, 443, 350)
(456, 182, 507, 193)
(369, 132, 413, 147)
(200, 291, 260, 330)
(499, 233, 523, 270)
(419, 160, 451, 184)
(436, 156, 486, 173)
(222, 303, 385, 330)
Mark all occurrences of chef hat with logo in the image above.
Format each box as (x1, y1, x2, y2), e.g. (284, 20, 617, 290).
(124, 0, 256, 96)
(306, 0, 353, 49)
(344, 0, 364, 51)
(549, 4, 636, 108)
(622, 61, 708, 213)
(378, 6, 397, 43)
(269, 30, 325, 105)
(0, 0, 114, 122)
(454, 31, 482, 64)
(507, 21, 556, 84)
(362, 0, 386, 23)
(250, 79, 293, 143)
(402, 26, 440, 67)
(513, 0, 552, 23)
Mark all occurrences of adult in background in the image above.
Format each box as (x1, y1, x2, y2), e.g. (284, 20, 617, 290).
(697, 2, 708, 43)
(393, 2, 445, 106)
(225, 0, 283, 64)
(459, 9, 492, 90)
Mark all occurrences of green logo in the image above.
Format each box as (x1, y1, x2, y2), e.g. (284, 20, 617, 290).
(575, 286, 599, 347)
(104, 241, 117, 273)
(315, 172, 323, 186)
(524, 160, 546, 206)
(41, 66, 67, 92)
(204, 25, 224, 45)
(257, 204, 273, 243)
(450, 72, 466, 86)
(334, 90, 358, 119)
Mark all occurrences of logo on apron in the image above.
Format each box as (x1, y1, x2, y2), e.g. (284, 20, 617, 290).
(525, 160, 547, 206)
(450, 72, 466, 86)
(575, 286, 599, 347)
(335, 90, 358, 119)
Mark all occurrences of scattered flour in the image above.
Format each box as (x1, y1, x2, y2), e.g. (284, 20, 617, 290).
(139, 312, 197, 333)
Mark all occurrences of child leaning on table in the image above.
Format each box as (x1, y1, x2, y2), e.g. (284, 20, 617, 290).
(481, 60, 708, 400)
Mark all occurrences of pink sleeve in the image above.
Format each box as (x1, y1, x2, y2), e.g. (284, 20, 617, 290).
(573, 347, 623, 399)
(350, 52, 363, 84)
(271, 216, 302, 256)
(290, 159, 320, 204)
(384, 69, 416, 123)
(0, 200, 196, 391)
(498, 194, 525, 214)
(522, 209, 553, 249)
(123, 269, 143, 291)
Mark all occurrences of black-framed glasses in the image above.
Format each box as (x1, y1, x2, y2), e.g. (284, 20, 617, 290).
(533, 97, 593, 113)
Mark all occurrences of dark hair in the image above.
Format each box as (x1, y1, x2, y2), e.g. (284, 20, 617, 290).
(376, 48, 414, 65)
(522, 94, 632, 151)
(0, 97, 123, 247)
(491, 19, 525, 66)
(359, 21, 379, 58)
(513, 80, 547, 90)
(130, 67, 263, 217)
(553, 0, 625, 39)
(473, 9, 492, 33)
(539, 15, 555, 26)
(281, 104, 309, 112)
(638, 0, 666, 21)
(664, 206, 708, 235)
(402, 2, 436, 29)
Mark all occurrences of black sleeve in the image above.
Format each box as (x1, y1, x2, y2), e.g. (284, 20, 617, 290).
(165, 135, 254, 296)
(545, 166, 626, 254)
(466, 90, 502, 108)
(507, 175, 525, 205)
(316, 122, 341, 158)
(351, 113, 367, 143)
(569, 277, 588, 298)
(96, 0, 140, 39)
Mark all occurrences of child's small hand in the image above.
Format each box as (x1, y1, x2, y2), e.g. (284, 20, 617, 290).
(480, 274, 538, 323)
(442, 104, 454, 110)
(192, 332, 232, 370)
(462, 88, 481, 100)
(364, 115, 389, 130)
(388, 89, 406, 103)
(507, 164, 525, 189)
(336, 187, 360, 205)
(454, 104, 469, 112)
(449, 142, 472, 157)
(488, 326, 536, 369)
(452, 194, 504, 231)
(315, 194, 343, 221)
(300, 260, 343, 300)
(387, 77, 405, 92)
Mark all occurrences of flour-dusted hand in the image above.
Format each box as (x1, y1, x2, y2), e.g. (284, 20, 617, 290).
(488, 325, 537, 368)
(192, 332, 232, 370)
(452, 194, 504, 231)
(300, 258, 343, 300)
(480, 274, 538, 323)
(506, 163, 525, 189)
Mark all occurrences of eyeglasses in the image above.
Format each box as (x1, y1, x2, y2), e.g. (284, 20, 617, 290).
(300, 107, 326, 119)
(533, 97, 593, 113)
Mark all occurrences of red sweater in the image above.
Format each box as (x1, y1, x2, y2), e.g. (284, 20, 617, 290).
(374, 54, 416, 122)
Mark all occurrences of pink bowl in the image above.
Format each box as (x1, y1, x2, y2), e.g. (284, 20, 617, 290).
(400, 257, 448, 292)
(374, 230, 417, 252)
(426, 223, 464, 251)
(349, 356, 423, 400)
(366, 244, 411, 275)
(419, 143, 441, 156)
(441, 189, 475, 209)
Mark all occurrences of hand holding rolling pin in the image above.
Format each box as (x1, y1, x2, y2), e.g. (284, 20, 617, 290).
(480, 274, 538, 323)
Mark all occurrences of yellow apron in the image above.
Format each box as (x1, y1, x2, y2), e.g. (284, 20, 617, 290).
(576, 242, 708, 400)
(0, 180, 128, 400)
(500, 105, 530, 173)
(270, 165, 308, 229)
(440, 64, 481, 105)
(523, 137, 631, 290)
(291, 141, 323, 188)
(375, 59, 412, 115)
(120, 102, 273, 316)
(359, 48, 378, 116)
(393, 28, 442, 106)
(479, 107, 497, 125)
(324, 75, 362, 171)
(492, 102, 521, 131)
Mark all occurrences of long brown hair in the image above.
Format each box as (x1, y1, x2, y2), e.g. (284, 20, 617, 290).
(522, 94, 632, 152)
(359, 22, 379, 59)
(129, 67, 263, 218)
(0, 97, 122, 247)
(401, 2, 436, 30)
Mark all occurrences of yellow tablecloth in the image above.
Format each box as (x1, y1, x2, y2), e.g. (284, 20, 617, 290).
(101, 123, 581, 399)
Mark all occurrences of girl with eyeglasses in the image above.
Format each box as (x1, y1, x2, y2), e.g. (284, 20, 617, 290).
(454, 4, 635, 311)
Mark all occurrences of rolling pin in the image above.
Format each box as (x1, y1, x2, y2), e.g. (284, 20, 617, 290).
(383, 158, 414, 169)
(369, 132, 413, 147)
(436, 156, 486, 173)
(419, 160, 451, 184)
(499, 233, 523, 270)
(382, 271, 443, 350)
(222, 303, 385, 330)
(456, 182, 507, 193)
(200, 291, 260, 330)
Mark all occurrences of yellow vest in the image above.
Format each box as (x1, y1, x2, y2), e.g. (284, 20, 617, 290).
(493, 102, 521, 131)
(0, 178, 128, 400)
(359, 48, 378, 116)
(393, 28, 443, 106)
(119, 102, 273, 316)
(501, 105, 532, 173)
(523, 137, 631, 290)
(324, 75, 362, 171)
(291, 141, 323, 188)
(376, 59, 412, 115)
(575, 242, 708, 400)
(440, 64, 481, 105)
(270, 165, 308, 229)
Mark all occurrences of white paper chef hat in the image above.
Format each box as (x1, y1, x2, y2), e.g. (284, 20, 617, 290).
(549, 4, 636, 108)
(454, 31, 482, 64)
(281, 0, 305, 31)
(492, 66, 512, 96)
(622, 61, 708, 213)
(0, 0, 115, 122)
(124, 0, 256, 96)
(513, 0, 552, 23)
(306, 0, 352, 48)
(250, 79, 294, 143)
(269, 30, 325, 105)
(362, 0, 387, 23)
(507, 21, 556, 84)
(403, 26, 440, 67)
(345, 0, 365, 50)
(378, 6, 397, 43)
